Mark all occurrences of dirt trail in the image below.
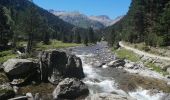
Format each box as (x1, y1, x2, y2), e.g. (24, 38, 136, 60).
(119, 41, 170, 61)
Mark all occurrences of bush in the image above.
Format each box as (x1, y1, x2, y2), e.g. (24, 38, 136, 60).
(142, 46, 150, 52)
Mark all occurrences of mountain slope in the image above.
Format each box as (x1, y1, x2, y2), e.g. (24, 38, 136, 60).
(0, 0, 89, 43)
(49, 10, 122, 30)
(89, 15, 123, 26)
(49, 10, 105, 29)
(105, 0, 170, 46)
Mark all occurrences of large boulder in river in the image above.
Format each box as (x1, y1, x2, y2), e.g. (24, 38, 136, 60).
(53, 78, 89, 99)
(3, 59, 38, 79)
(39, 50, 85, 84)
(85, 93, 136, 100)
(107, 59, 125, 68)
(65, 55, 84, 78)
(39, 50, 67, 83)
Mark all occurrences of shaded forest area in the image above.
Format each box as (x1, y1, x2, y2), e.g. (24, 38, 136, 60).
(105, 0, 170, 47)
(0, 0, 99, 52)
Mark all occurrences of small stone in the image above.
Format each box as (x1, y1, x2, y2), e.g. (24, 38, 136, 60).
(165, 75, 170, 79)
(26, 92, 33, 97)
(167, 82, 170, 86)
(13, 86, 19, 94)
(149, 68, 153, 70)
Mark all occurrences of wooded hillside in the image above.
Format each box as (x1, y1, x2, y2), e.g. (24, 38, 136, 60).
(106, 0, 170, 47)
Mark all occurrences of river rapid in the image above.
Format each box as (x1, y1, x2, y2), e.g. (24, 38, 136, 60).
(69, 42, 167, 100)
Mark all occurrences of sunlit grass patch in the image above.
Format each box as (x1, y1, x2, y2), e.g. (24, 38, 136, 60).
(112, 48, 140, 62)
(145, 62, 169, 76)
(0, 50, 16, 63)
(35, 40, 82, 50)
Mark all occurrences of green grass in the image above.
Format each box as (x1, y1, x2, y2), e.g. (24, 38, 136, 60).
(112, 48, 140, 62)
(112, 47, 169, 76)
(35, 40, 82, 50)
(145, 62, 169, 76)
(0, 50, 16, 63)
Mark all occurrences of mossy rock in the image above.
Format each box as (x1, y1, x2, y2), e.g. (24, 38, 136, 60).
(0, 72, 9, 84)
(0, 84, 15, 100)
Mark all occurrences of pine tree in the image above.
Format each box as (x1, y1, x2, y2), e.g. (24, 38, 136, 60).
(75, 33, 81, 43)
(88, 27, 95, 43)
(0, 6, 12, 48)
(24, 0, 42, 53)
(84, 35, 88, 46)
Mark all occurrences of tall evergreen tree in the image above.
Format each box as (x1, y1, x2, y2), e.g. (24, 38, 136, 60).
(0, 6, 12, 48)
(24, 0, 42, 53)
(88, 27, 95, 43)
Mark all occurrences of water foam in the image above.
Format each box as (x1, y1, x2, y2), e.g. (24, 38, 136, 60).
(78, 53, 165, 100)
(129, 88, 164, 100)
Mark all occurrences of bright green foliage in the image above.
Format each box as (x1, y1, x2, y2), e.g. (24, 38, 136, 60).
(0, 50, 16, 63)
(112, 48, 140, 62)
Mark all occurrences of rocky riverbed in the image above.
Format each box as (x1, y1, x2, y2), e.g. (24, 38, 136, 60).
(69, 42, 170, 100)
(0, 42, 170, 100)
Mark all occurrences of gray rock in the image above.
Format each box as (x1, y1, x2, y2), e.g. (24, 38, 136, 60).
(163, 65, 170, 71)
(93, 62, 105, 68)
(65, 55, 84, 78)
(167, 67, 170, 74)
(39, 50, 85, 84)
(3, 59, 38, 78)
(85, 93, 136, 100)
(124, 62, 135, 69)
(165, 75, 170, 79)
(107, 59, 125, 68)
(39, 50, 68, 83)
(34, 93, 41, 100)
(10, 79, 25, 86)
(167, 82, 170, 86)
(53, 78, 89, 99)
(13, 86, 19, 94)
(26, 92, 34, 100)
(0, 83, 15, 100)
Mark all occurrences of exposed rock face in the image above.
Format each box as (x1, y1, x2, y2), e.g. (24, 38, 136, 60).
(53, 78, 89, 99)
(85, 93, 136, 100)
(0, 83, 15, 100)
(107, 59, 125, 68)
(39, 50, 85, 84)
(3, 59, 38, 79)
(39, 50, 67, 83)
(65, 55, 84, 78)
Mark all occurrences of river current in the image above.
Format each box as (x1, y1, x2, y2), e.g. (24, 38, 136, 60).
(70, 42, 164, 100)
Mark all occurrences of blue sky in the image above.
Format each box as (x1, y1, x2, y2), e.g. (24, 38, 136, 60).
(34, 0, 131, 19)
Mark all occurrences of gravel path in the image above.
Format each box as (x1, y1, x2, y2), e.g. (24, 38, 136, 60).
(119, 41, 170, 61)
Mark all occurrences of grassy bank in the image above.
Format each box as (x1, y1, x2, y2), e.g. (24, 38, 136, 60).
(35, 40, 82, 51)
(112, 47, 169, 76)
(0, 50, 16, 63)
(112, 48, 140, 62)
(0, 40, 82, 63)
(124, 42, 170, 57)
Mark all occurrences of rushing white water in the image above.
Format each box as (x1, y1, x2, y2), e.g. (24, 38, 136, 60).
(129, 88, 164, 100)
(75, 51, 165, 100)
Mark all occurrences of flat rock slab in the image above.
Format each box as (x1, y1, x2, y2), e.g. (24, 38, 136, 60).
(3, 59, 37, 76)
